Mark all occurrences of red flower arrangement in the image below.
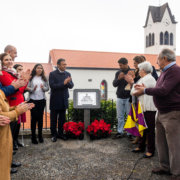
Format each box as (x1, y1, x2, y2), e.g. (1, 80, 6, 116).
(63, 122, 84, 137)
(86, 119, 112, 138)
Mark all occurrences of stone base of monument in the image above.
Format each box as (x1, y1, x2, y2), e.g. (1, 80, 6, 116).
(84, 109, 90, 140)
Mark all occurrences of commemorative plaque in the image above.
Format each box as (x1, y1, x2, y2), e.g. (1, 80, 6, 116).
(73, 89, 100, 109)
(73, 89, 101, 140)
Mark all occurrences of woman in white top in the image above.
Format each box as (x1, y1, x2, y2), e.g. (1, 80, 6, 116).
(130, 61, 157, 158)
(27, 64, 49, 144)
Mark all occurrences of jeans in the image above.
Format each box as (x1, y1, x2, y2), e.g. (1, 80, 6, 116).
(116, 98, 131, 135)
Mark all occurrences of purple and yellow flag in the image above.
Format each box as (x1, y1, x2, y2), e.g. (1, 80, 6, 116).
(124, 101, 147, 137)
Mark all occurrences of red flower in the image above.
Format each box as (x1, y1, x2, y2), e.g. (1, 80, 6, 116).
(63, 121, 84, 137)
(86, 119, 112, 137)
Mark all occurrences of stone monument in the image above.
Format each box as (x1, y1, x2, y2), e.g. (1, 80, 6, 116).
(73, 89, 101, 140)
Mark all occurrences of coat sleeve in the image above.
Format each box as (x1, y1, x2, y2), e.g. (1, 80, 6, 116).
(0, 73, 26, 95)
(27, 81, 34, 93)
(0, 103, 18, 122)
(42, 78, 49, 92)
(65, 73, 74, 89)
(66, 80, 74, 89)
(0, 85, 15, 97)
(49, 72, 65, 90)
(146, 70, 179, 97)
(112, 71, 123, 87)
(9, 106, 16, 111)
(0, 74, 12, 86)
(0, 110, 18, 122)
(142, 76, 156, 88)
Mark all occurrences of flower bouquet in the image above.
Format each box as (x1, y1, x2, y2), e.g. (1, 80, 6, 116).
(86, 119, 112, 140)
(63, 122, 84, 140)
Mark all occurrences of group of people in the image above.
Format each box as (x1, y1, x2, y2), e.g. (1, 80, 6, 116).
(0, 45, 179, 180)
(0, 45, 74, 180)
(112, 48, 180, 180)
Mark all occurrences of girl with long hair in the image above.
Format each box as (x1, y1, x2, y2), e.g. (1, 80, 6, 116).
(27, 63, 49, 144)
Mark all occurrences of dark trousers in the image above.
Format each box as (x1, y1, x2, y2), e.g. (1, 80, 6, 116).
(50, 109, 66, 136)
(10, 121, 17, 139)
(138, 111, 156, 153)
(30, 99, 46, 137)
(14, 123, 21, 141)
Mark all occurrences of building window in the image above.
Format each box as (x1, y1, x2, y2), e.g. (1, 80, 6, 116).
(146, 36, 149, 47)
(100, 80, 107, 100)
(152, 33, 155, 45)
(170, 33, 173, 45)
(160, 32, 163, 45)
(149, 33, 151, 46)
(164, 31, 169, 45)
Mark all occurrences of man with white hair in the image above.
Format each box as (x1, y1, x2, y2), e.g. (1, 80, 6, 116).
(134, 48, 180, 180)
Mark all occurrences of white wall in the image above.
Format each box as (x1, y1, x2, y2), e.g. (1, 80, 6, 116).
(144, 8, 176, 54)
(68, 69, 118, 100)
(24, 68, 160, 113)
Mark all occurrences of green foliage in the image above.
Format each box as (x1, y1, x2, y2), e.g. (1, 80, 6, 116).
(66, 100, 83, 122)
(66, 99, 118, 130)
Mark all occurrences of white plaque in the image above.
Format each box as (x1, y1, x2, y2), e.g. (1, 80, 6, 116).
(78, 92, 96, 105)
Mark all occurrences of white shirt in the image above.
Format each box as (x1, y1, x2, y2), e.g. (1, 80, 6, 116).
(58, 69, 64, 73)
(30, 76, 44, 100)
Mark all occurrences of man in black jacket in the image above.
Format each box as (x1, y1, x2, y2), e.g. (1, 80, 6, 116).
(112, 58, 133, 140)
(49, 58, 74, 142)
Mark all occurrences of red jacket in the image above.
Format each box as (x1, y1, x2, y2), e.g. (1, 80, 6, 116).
(0, 71, 27, 107)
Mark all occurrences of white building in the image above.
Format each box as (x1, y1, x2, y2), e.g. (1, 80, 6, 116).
(48, 50, 166, 101)
(20, 3, 179, 104)
(144, 3, 177, 54)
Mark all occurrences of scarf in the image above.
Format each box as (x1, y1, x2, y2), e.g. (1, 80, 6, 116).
(2, 65, 20, 78)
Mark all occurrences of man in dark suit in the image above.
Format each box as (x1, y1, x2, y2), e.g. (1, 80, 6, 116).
(49, 58, 74, 142)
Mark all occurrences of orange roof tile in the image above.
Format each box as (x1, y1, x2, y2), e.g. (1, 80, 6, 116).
(14, 62, 53, 77)
(49, 49, 180, 70)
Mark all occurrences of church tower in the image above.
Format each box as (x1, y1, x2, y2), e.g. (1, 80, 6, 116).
(144, 3, 177, 54)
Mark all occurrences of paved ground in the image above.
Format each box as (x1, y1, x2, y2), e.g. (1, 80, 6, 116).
(11, 136, 172, 180)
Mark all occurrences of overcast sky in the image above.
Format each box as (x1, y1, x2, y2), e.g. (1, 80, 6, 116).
(0, 0, 179, 63)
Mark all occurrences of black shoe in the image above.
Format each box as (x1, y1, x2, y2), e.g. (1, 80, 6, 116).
(13, 151, 16, 155)
(31, 137, 38, 144)
(152, 167, 172, 175)
(127, 135, 134, 141)
(11, 161, 21, 167)
(51, 136, 57, 142)
(132, 148, 145, 153)
(39, 136, 44, 143)
(11, 168, 17, 173)
(13, 141, 18, 150)
(57, 134, 67, 141)
(112, 133, 123, 139)
(143, 153, 154, 158)
(16, 139, 24, 147)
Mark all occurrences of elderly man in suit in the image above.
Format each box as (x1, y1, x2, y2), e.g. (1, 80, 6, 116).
(49, 58, 74, 142)
(134, 48, 180, 180)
